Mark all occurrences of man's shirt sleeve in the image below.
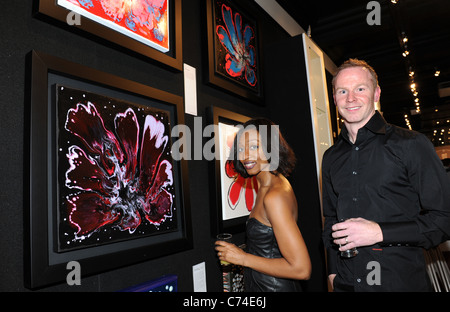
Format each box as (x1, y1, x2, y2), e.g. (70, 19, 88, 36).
(380, 133, 450, 248)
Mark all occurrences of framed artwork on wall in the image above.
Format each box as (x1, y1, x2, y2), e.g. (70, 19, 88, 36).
(208, 106, 256, 235)
(25, 50, 192, 289)
(36, 0, 183, 71)
(205, 0, 263, 103)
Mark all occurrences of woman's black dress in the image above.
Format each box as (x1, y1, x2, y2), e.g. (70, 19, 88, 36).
(244, 218, 302, 292)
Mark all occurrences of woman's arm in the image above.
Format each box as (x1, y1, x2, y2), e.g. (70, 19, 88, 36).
(216, 189, 311, 280)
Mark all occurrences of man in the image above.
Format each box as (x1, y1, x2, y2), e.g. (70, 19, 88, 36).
(322, 58, 450, 291)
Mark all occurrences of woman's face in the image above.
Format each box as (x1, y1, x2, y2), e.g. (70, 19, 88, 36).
(237, 128, 269, 176)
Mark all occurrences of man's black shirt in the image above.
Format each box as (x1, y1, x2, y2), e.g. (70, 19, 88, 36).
(322, 111, 450, 291)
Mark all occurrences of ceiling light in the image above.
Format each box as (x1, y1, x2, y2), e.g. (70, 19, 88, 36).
(402, 50, 410, 57)
(401, 32, 408, 44)
(435, 70, 440, 77)
(404, 113, 411, 130)
(391, 0, 398, 3)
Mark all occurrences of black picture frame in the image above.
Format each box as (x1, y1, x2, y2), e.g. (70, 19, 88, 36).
(25, 50, 192, 289)
(205, 0, 263, 103)
(35, 0, 183, 71)
(207, 106, 255, 236)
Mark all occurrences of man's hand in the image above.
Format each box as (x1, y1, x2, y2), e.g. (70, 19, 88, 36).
(332, 218, 383, 251)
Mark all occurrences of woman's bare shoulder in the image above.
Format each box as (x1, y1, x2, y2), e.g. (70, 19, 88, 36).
(263, 178, 296, 211)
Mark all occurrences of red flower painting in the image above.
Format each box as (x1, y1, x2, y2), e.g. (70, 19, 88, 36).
(225, 160, 258, 212)
(222, 129, 257, 213)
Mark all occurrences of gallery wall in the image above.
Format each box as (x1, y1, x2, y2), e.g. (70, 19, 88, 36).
(0, 0, 326, 291)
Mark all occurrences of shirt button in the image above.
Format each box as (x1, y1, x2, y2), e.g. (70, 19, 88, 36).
(352, 197, 358, 202)
(357, 278, 361, 283)
(355, 146, 360, 151)
(352, 171, 357, 175)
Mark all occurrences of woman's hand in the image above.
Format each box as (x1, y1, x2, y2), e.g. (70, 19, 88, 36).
(215, 241, 247, 266)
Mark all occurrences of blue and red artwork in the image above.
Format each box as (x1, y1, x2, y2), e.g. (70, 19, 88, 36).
(58, 0, 169, 52)
(214, 0, 259, 90)
(56, 85, 177, 251)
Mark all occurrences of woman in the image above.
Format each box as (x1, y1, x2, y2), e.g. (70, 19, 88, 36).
(216, 118, 311, 292)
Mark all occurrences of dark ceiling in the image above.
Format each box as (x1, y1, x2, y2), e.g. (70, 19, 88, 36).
(276, 0, 450, 135)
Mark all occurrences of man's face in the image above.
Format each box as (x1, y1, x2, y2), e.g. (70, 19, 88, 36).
(333, 66, 381, 129)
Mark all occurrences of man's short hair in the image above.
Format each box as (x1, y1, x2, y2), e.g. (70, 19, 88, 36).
(332, 58, 379, 92)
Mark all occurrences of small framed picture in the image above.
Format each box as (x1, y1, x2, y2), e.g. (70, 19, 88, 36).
(205, 0, 263, 103)
(208, 106, 257, 234)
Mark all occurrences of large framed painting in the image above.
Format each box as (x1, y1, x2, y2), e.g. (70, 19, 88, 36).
(208, 106, 257, 235)
(25, 50, 192, 289)
(36, 0, 183, 70)
(206, 0, 263, 103)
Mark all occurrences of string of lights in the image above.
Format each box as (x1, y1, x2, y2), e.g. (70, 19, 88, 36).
(391, 1, 441, 131)
(399, 31, 421, 124)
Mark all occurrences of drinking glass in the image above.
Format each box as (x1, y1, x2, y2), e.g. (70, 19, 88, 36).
(216, 233, 232, 265)
(216, 233, 232, 292)
(340, 241, 359, 258)
(338, 219, 358, 258)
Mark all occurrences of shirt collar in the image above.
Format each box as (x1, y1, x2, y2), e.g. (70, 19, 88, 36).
(365, 110, 387, 135)
(340, 110, 387, 143)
